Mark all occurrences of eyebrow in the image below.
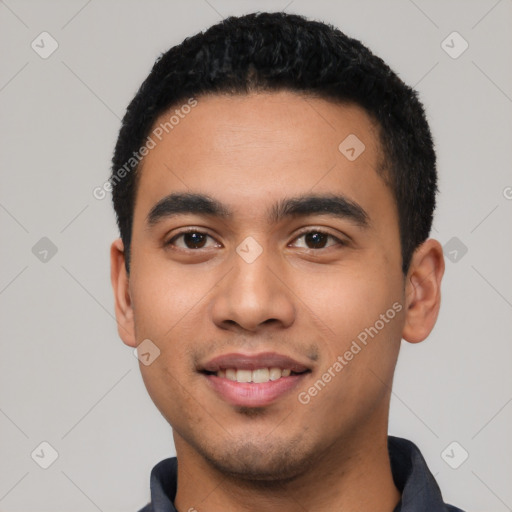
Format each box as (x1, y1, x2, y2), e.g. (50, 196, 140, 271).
(146, 192, 369, 228)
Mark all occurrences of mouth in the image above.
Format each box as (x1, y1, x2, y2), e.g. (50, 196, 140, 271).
(199, 352, 312, 407)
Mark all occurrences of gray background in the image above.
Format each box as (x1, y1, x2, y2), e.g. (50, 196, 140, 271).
(1, 0, 511, 510)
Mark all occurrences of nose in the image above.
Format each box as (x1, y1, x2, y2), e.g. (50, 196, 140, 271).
(210, 246, 296, 333)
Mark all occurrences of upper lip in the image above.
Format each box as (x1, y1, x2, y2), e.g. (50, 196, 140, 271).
(200, 352, 311, 373)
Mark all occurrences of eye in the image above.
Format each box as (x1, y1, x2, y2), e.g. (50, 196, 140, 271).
(289, 230, 345, 250)
(166, 230, 221, 250)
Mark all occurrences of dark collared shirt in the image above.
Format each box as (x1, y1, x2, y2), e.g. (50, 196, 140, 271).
(138, 436, 465, 512)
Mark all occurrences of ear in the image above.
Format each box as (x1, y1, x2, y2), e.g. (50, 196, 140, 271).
(402, 238, 445, 344)
(110, 238, 137, 347)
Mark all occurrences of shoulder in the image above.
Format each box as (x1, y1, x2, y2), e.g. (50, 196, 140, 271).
(136, 457, 179, 512)
(388, 436, 467, 512)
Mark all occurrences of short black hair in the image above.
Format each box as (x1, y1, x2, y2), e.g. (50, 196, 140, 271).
(111, 11, 437, 274)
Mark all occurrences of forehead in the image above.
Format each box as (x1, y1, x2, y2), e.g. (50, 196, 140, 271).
(134, 91, 392, 224)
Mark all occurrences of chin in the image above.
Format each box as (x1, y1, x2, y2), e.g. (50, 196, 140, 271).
(199, 437, 315, 483)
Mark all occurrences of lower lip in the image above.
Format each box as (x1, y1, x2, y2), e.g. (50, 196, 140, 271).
(204, 373, 308, 407)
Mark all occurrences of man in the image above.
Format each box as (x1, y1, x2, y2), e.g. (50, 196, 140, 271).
(109, 11, 464, 512)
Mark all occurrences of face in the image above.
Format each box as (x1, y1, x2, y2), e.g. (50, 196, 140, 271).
(112, 91, 416, 481)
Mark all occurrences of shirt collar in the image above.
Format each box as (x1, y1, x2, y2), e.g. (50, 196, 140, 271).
(141, 436, 464, 512)
(388, 436, 463, 511)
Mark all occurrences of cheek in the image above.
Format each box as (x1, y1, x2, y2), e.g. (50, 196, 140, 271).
(139, 361, 199, 431)
(296, 265, 403, 346)
(294, 257, 404, 414)
(130, 265, 207, 408)
(129, 260, 208, 341)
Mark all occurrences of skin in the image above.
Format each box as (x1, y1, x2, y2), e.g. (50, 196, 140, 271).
(111, 91, 445, 512)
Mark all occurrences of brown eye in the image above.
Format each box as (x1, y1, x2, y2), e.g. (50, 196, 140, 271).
(290, 230, 343, 250)
(182, 232, 207, 248)
(304, 232, 329, 249)
(167, 231, 219, 250)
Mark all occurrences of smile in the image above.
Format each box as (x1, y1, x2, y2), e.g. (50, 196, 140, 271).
(215, 367, 293, 383)
(199, 352, 312, 407)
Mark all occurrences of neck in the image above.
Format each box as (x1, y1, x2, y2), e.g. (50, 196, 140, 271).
(174, 424, 400, 512)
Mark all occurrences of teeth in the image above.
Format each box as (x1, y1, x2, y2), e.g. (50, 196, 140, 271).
(252, 368, 269, 383)
(215, 367, 295, 383)
(269, 367, 282, 381)
(236, 369, 252, 383)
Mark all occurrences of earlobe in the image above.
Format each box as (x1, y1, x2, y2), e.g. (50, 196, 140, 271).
(402, 239, 445, 344)
(110, 238, 137, 347)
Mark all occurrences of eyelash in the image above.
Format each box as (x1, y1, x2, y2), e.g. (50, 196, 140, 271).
(165, 228, 346, 251)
